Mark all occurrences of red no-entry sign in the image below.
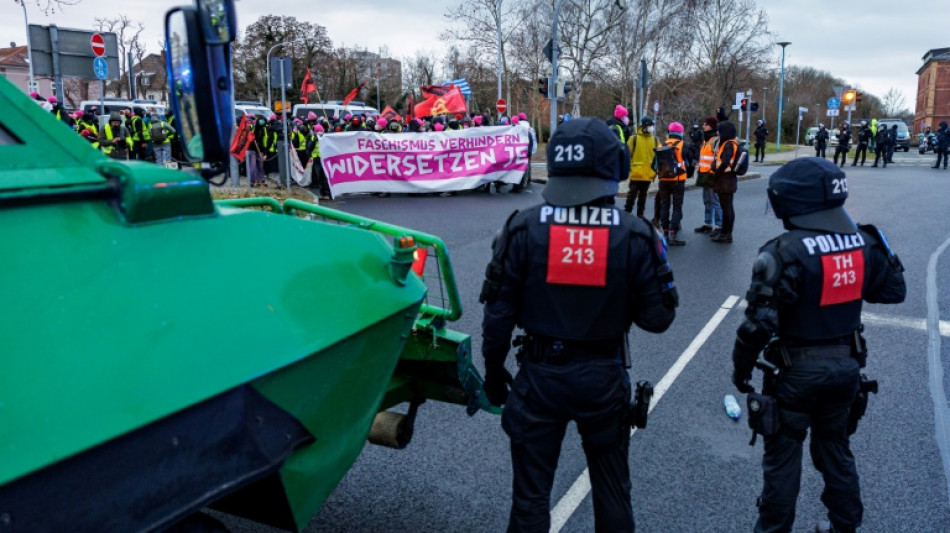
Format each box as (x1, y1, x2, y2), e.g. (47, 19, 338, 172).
(90, 33, 106, 57)
(496, 99, 507, 114)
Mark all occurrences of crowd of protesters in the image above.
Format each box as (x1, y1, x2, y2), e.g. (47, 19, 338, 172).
(236, 109, 538, 199)
(30, 92, 181, 165)
(609, 105, 741, 245)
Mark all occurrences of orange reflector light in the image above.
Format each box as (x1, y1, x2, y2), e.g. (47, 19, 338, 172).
(397, 235, 416, 249)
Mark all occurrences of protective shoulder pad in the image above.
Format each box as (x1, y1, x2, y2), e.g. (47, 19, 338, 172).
(858, 223, 904, 272)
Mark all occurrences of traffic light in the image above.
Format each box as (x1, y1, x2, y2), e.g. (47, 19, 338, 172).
(855, 91, 863, 104)
(750, 101, 759, 112)
(564, 82, 573, 96)
(740, 98, 748, 111)
(538, 78, 549, 97)
(843, 90, 856, 104)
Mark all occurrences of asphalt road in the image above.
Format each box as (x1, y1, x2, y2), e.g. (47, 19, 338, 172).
(221, 150, 950, 533)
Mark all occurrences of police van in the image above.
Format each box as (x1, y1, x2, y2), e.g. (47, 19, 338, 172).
(234, 100, 271, 121)
(79, 98, 167, 128)
(292, 101, 379, 121)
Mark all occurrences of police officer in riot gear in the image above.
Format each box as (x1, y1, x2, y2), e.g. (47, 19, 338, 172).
(851, 121, 871, 166)
(814, 124, 829, 158)
(732, 157, 906, 533)
(481, 118, 677, 533)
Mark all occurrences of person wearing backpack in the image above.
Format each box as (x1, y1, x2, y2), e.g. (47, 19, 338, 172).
(712, 120, 739, 243)
(657, 122, 689, 246)
(624, 116, 660, 216)
(150, 113, 177, 166)
(694, 117, 723, 236)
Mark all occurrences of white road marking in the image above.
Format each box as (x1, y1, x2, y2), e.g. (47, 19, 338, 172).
(549, 295, 741, 532)
(927, 233, 950, 508)
(737, 300, 950, 337)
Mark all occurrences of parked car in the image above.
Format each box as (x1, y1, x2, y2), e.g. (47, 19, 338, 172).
(805, 126, 819, 145)
(876, 119, 910, 152)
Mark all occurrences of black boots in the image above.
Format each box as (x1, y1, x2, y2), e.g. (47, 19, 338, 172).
(666, 230, 685, 246)
(711, 232, 732, 243)
(694, 224, 712, 233)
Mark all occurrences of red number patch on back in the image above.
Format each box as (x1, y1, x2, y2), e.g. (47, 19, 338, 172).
(820, 250, 864, 306)
(547, 225, 609, 286)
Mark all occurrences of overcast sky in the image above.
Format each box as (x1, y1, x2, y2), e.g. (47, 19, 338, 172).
(5, 0, 946, 112)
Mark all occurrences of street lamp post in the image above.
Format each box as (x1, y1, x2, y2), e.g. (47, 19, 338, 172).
(266, 39, 304, 112)
(19, 0, 35, 93)
(496, 0, 503, 121)
(549, 0, 564, 136)
(776, 41, 791, 150)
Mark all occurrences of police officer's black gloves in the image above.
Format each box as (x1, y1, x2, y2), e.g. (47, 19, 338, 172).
(732, 369, 754, 394)
(483, 367, 514, 407)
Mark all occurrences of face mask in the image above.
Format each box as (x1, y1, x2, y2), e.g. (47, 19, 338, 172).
(621, 116, 630, 125)
(258, 120, 265, 126)
(646, 126, 654, 133)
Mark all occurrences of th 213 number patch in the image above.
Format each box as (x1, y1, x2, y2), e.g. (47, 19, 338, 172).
(546, 225, 609, 286)
(820, 250, 864, 306)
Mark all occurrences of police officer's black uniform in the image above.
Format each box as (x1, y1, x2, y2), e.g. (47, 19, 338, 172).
(932, 121, 949, 169)
(833, 123, 851, 167)
(851, 122, 871, 166)
(731, 158, 906, 533)
(872, 127, 889, 168)
(481, 118, 677, 533)
(814, 126, 829, 158)
(753, 121, 769, 162)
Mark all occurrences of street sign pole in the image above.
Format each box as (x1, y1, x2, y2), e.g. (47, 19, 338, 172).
(549, 0, 563, 137)
(49, 25, 64, 105)
(746, 89, 753, 145)
(280, 62, 289, 189)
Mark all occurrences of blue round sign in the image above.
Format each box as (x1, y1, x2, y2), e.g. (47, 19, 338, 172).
(93, 57, 108, 80)
(827, 97, 840, 110)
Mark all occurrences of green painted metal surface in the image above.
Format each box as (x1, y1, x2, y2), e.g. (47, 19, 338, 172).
(0, 69, 491, 531)
(0, 73, 427, 492)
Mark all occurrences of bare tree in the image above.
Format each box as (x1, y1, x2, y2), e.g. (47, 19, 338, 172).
(22, 0, 81, 15)
(95, 15, 145, 98)
(442, 0, 521, 106)
(881, 87, 908, 117)
(557, 0, 627, 117)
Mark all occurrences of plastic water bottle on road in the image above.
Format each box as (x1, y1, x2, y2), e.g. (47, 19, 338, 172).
(724, 394, 741, 421)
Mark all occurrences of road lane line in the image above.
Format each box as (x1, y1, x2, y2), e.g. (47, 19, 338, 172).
(927, 233, 950, 508)
(738, 300, 950, 337)
(549, 295, 741, 532)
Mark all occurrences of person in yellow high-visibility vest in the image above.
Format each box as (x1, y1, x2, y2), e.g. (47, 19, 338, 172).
(99, 112, 130, 160)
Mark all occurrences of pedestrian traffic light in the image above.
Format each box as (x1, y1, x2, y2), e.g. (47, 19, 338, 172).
(750, 101, 759, 112)
(843, 90, 856, 104)
(538, 78, 549, 97)
(740, 98, 748, 111)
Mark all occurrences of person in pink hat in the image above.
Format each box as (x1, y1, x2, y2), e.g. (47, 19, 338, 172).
(606, 105, 631, 142)
(656, 121, 689, 245)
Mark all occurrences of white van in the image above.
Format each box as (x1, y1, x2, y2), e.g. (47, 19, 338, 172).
(80, 98, 167, 128)
(292, 102, 379, 121)
(233, 101, 271, 121)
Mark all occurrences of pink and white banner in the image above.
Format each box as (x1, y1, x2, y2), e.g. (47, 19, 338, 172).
(319, 126, 531, 197)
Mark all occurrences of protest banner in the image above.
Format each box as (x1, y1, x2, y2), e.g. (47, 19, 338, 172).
(319, 126, 531, 197)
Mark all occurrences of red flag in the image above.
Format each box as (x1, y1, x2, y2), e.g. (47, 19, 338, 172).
(342, 78, 369, 106)
(229, 114, 255, 162)
(380, 106, 401, 123)
(407, 94, 414, 121)
(413, 86, 467, 117)
(300, 68, 316, 104)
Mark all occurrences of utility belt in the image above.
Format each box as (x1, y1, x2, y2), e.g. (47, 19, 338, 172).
(764, 326, 868, 369)
(514, 334, 623, 366)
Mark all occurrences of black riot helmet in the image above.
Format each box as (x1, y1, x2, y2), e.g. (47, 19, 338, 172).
(543, 118, 627, 207)
(767, 157, 857, 234)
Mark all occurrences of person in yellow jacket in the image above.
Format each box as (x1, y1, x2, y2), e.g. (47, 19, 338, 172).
(624, 116, 660, 216)
(657, 122, 689, 246)
(98, 112, 131, 160)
